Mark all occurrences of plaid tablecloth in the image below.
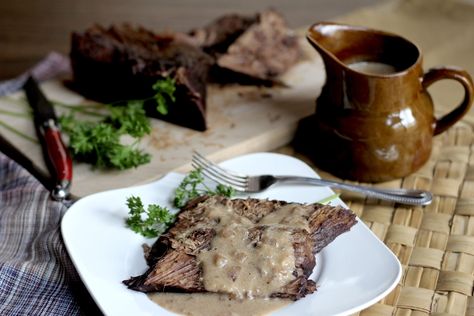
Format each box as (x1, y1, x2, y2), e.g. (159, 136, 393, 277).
(0, 152, 100, 315)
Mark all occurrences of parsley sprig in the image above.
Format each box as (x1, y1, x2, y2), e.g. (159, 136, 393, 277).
(58, 77, 176, 170)
(125, 196, 175, 238)
(59, 101, 151, 170)
(152, 77, 176, 115)
(173, 168, 235, 208)
(125, 168, 235, 238)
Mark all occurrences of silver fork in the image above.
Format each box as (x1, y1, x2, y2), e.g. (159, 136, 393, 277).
(191, 152, 433, 206)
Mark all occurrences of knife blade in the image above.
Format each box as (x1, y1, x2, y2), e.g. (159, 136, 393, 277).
(23, 76, 73, 201)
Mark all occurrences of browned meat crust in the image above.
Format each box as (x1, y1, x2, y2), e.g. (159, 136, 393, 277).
(70, 24, 212, 131)
(189, 9, 303, 85)
(123, 196, 357, 300)
(189, 14, 258, 55)
(216, 10, 302, 81)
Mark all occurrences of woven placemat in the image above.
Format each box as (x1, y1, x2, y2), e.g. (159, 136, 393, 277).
(278, 121, 474, 315)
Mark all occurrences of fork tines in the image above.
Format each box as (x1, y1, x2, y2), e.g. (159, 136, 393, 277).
(191, 152, 247, 191)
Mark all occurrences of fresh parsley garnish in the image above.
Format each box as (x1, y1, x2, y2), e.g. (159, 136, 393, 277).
(125, 196, 176, 238)
(125, 168, 235, 238)
(56, 77, 177, 170)
(152, 77, 176, 115)
(108, 100, 152, 137)
(173, 168, 235, 208)
(59, 101, 151, 170)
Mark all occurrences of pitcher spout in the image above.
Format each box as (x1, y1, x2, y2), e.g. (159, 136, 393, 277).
(306, 22, 420, 75)
(306, 22, 352, 67)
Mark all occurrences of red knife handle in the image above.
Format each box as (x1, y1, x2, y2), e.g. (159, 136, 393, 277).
(43, 123, 73, 200)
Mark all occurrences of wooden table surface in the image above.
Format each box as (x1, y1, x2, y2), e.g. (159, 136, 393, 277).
(0, 0, 386, 80)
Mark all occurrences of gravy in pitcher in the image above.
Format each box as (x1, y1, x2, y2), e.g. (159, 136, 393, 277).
(348, 61, 397, 75)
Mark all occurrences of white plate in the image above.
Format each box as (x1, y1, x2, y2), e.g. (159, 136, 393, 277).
(61, 153, 402, 316)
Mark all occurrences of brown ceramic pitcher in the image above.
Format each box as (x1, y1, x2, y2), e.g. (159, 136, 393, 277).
(306, 22, 474, 182)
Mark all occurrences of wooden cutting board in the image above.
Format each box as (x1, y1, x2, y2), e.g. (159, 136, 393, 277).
(0, 39, 325, 197)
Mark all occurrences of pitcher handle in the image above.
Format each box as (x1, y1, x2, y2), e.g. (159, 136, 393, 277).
(422, 67, 474, 135)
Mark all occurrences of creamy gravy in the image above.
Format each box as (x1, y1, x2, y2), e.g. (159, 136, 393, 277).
(348, 61, 397, 75)
(259, 204, 310, 232)
(149, 199, 313, 314)
(197, 202, 297, 298)
(148, 292, 291, 316)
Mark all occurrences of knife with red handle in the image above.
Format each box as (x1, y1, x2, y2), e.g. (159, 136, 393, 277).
(23, 76, 73, 201)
